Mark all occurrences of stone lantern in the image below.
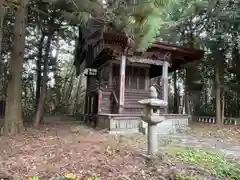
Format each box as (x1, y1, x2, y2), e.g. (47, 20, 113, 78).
(138, 86, 168, 155)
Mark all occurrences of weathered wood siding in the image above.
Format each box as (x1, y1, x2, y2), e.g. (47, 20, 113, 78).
(112, 63, 149, 90)
(105, 63, 151, 114)
(101, 91, 111, 113)
(125, 65, 147, 89)
(85, 62, 163, 115)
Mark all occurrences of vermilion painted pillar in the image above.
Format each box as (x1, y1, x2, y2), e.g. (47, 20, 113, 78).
(98, 90, 102, 114)
(108, 62, 113, 87)
(119, 55, 126, 113)
(162, 61, 169, 113)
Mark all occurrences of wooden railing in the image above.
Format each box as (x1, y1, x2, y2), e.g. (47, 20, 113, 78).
(111, 90, 119, 104)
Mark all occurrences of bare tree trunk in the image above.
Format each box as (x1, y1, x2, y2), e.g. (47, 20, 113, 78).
(35, 34, 45, 110)
(215, 65, 222, 124)
(184, 70, 190, 115)
(4, 0, 29, 135)
(204, 87, 208, 114)
(66, 71, 75, 100)
(29, 78, 35, 111)
(73, 77, 82, 113)
(34, 26, 54, 127)
(61, 70, 75, 113)
(53, 35, 61, 111)
(0, 2, 5, 102)
(221, 91, 225, 123)
(0, 1, 5, 69)
(173, 71, 178, 113)
(61, 65, 74, 97)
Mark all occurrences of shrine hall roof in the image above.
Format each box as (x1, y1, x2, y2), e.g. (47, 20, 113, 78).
(75, 29, 204, 77)
(102, 31, 204, 61)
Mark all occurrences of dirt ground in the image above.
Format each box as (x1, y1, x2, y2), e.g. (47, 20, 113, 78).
(188, 123, 240, 144)
(0, 116, 239, 180)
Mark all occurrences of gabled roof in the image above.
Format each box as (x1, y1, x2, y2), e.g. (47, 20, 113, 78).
(149, 41, 204, 60)
(74, 26, 205, 77)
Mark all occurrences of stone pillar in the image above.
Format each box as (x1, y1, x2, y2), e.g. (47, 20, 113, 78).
(148, 87, 158, 154)
(139, 86, 168, 155)
(148, 124, 158, 154)
(119, 55, 126, 113)
(162, 61, 169, 113)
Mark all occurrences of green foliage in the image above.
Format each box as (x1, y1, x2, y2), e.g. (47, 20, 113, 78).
(131, 8, 164, 51)
(42, 0, 104, 25)
(37, 0, 214, 50)
(105, 0, 203, 50)
(176, 149, 240, 179)
(110, 0, 179, 50)
(63, 11, 90, 25)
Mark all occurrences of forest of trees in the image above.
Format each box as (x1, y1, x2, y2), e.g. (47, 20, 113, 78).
(0, 0, 240, 135)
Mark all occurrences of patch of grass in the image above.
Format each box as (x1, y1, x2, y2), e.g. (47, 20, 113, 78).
(174, 149, 240, 179)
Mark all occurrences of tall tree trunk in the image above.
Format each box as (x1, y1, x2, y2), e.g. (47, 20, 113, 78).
(4, 0, 29, 135)
(62, 66, 74, 96)
(61, 65, 74, 105)
(73, 77, 82, 113)
(221, 91, 225, 123)
(184, 69, 190, 115)
(0, 2, 5, 103)
(204, 85, 208, 114)
(0, 1, 5, 71)
(53, 35, 61, 111)
(61, 70, 75, 113)
(29, 77, 35, 110)
(215, 65, 221, 124)
(35, 34, 45, 110)
(0, 0, 4, 51)
(34, 26, 54, 127)
(173, 71, 178, 113)
(66, 71, 75, 100)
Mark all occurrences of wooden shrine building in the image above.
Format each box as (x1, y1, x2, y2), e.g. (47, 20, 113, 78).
(74, 19, 204, 133)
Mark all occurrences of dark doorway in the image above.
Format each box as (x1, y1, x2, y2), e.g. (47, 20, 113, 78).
(0, 101, 5, 118)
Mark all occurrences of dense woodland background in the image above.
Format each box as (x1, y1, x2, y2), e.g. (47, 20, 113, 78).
(0, 0, 240, 135)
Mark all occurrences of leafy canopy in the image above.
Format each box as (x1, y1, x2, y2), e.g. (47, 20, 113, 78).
(39, 0, 215, 50)
(109, 0, 211, 50)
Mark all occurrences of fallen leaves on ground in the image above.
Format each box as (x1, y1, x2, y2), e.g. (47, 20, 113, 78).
(0, 117, 235, 180)
(187, 123, 240, 144)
